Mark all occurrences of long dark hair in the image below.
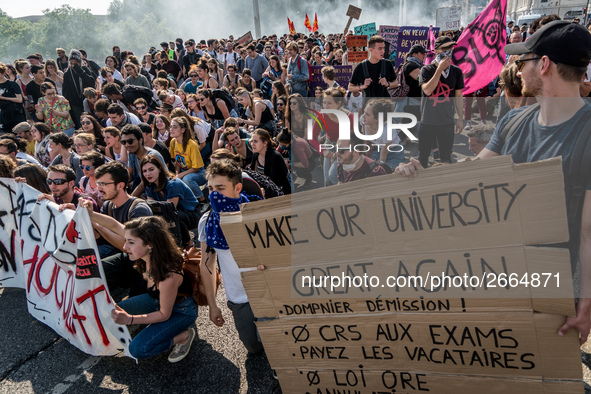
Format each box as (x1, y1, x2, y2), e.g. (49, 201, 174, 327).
(14, 164, 51, 194)
(252, 128, 276, 150)
(140, 154, 173, 192)
(171, 116, 193, 151)
(125, 216, 183, 285)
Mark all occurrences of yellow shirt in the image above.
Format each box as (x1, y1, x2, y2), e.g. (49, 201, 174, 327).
(169, 138, 204, 171)
(26, 140, 36, 156)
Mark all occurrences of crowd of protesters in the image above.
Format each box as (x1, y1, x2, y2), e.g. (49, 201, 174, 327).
(0, 15, 590, 386)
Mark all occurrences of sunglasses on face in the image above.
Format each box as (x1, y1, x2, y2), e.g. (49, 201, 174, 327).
(46, 178, 68, 185)
(515, 56, 542, 72)
(80, 165, 95, 171)
(189, 74, 198, 78)
(136, 106, 146, 110)
(81, 120, 92, 125)
(120, 138, 136, 145)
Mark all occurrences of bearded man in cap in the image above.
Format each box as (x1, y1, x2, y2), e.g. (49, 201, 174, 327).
(397, 21, 591, 345)
(417, 35, 465, 167)
(62, 49, 95, 129)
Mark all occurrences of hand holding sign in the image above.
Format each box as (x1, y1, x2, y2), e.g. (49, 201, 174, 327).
(395, 157, 424, 178)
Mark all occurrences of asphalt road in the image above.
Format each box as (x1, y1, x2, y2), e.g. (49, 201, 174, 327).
(0, 285, 277, 394)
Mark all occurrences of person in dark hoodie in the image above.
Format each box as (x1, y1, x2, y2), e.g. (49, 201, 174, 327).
(62, 49, 95, 129)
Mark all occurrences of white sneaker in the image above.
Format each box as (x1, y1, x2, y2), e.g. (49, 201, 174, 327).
(168, 327, 196, 363)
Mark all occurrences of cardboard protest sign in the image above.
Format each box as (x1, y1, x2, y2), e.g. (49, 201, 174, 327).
(346, 35, 368, 63)
(308, 65, 353, 93)
(437, 6, 462, 30)
(221, 156, 582, 393)
(236, 31, 253, 46)
(354, 22, 377, 38)
(0, 180, 132, 357)
(452, 0, 507, 94)
(395, 26, 440, 68)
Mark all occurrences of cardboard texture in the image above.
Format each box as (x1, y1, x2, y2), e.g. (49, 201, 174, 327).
(256, 312, 581, 379)
(220, 157, 582, 392)
(275, 367, 583, 394)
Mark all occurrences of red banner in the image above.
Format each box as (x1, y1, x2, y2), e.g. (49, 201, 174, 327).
(304, 13, 312, 32)
(313, 13, 319, 32)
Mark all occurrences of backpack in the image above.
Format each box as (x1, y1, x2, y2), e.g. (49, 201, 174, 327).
(295, 55, 313, 84)
(145, 200, 183, 246)
(360, 59, 391, 97)
(180, 246, 221, 306)
(260, 77, 273, 100)
(106, 198, 182, 246)
(499, 103, 591, 252)
(243, 169, 285, 198)
(211, 88, 236, 111)
(106, 197, 143, 222)
(122, 85, 158, 111)
(388, 63, 410, 98)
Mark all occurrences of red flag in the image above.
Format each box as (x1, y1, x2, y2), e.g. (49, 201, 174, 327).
(452, 0, 507, 94)
(312, 13, 319, 32)
(304, 13, 312, 32)
(287, 17, 296, 34)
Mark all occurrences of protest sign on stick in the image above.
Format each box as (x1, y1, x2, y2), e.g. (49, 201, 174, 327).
(437, 6, 462, 30)
(0, 180, 133, 357)
(354, 22, 377, 39)
(236, 31, 253, 46)
(221, 156, 583, 394)
(344, 4, 362, 35)
(346, 35, 368, 64)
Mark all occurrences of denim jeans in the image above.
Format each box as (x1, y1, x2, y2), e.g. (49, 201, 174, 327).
(62, 127, 75, 137)
(370, 148, 405, 170)
(119, 294, 198, 359)
(180, 167, 206, 199)
(323, 156, 338, 186)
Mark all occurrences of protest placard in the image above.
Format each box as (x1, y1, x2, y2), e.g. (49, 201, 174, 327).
(0, 180, 132, 357)
(395, 26, 440, 69)
(308, 65, 353, 93)
(379, 25, 400, 60)
(236, 31, 253, 46)
(354, 22, 377, 38)
(221, 156, 583, 394)
(346, 35, 368, 63)
(437, 6, 462, 30)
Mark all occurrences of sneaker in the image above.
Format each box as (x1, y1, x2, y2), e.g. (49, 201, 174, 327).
(463, 120, 473, 130)
(168, 327, 196, 363)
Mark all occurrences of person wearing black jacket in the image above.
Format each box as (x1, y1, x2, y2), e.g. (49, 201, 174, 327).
(62, 49, 95, 129)
(248, 128, 291, 195)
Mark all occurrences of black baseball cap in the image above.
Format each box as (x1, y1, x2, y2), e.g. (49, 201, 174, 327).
(409, 44, 429, 55)
(505, 20, 591, 67)
(433, 36, 456, 50)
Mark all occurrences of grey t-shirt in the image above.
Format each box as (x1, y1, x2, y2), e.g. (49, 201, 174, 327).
(101, 197, 152, 224)
(487, 102, 591, 262)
